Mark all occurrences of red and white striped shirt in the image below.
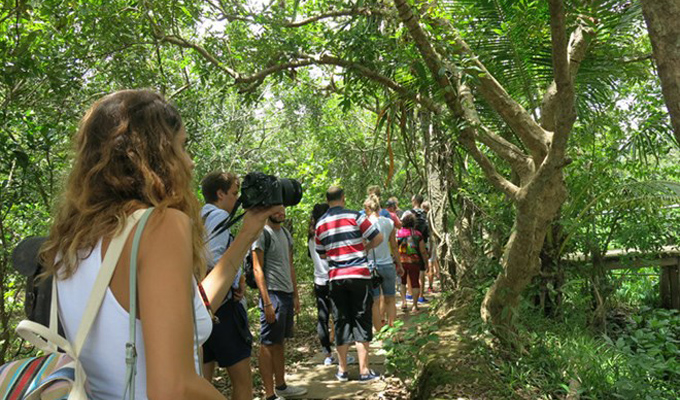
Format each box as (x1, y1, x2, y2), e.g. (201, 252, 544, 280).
(315, 206, 379, 281)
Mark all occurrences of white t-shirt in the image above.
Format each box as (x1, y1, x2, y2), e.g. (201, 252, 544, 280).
(367, 214, 394, 266)
(57, 239, 212, 400)
(309, 237, 330, 285)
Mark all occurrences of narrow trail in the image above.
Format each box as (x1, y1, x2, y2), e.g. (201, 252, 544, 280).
(283, 297, 436, 399)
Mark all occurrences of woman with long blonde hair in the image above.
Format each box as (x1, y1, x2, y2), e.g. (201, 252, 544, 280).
(40, 90, 278, 399)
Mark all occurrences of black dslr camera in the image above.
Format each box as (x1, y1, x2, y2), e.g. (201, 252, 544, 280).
(240, 172, 303, 209)
(208, 172, 303, 239)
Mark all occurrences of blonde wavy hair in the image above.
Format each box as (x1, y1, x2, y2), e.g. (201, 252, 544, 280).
(40, 89, 206, 279)
(363, 194, 381, 214)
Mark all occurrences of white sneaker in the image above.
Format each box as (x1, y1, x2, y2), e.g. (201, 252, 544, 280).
(323, 354, 336, 365)
(275, 385, 308, 398)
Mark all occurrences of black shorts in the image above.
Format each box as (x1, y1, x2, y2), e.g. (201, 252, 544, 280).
(329, 278, 373, 346)
(203, 299, 253, 367)
(259, 291, 295, 345)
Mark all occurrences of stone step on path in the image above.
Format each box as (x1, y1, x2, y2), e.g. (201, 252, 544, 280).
(282, 295, 435, 399)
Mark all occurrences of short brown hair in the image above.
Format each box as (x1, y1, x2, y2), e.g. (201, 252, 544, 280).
(201, 171, 239, 203)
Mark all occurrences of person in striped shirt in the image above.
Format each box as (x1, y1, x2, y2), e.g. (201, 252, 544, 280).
(315, 186, 384, 382)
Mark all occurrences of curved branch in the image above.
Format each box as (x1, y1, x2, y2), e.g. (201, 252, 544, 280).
(155, 34, 239, 78)
(154, 26, 442, 113)
(393, 0, 518, 199)
(310, 54, 441, 114)
(284, 8, 391, 28)
(427, 17, 550, 159)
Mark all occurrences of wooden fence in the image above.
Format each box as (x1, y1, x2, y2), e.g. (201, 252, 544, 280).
(564, 246, 680, 310)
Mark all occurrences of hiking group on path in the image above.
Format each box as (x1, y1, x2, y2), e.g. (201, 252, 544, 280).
(202, 172, 440, 399)
(4, 90, 440, 400)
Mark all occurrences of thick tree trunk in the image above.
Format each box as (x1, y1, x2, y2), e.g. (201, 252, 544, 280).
(641, 0, 680, 145)
(453, 196, 478, 287)
(481, 173, 568, 344)
(536, 220, 566, 317)
(422, 112, 457, 288)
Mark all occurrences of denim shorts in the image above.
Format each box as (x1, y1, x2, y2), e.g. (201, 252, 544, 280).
(371, 263, 397, 297)
(259, 291, 295, 345)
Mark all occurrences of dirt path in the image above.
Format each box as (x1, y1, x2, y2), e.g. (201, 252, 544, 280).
(281, 297, 435, 399)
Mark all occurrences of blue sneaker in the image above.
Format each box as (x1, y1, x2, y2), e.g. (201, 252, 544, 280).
(405, 294, 413, 300)
(336, 370, 349, 382)
(359, 369, 381, 382)
(418, 297, 428, 303)
(346, 354, 357, 365)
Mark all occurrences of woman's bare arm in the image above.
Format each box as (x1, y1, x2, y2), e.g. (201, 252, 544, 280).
(202, 206, 283, 308)
(138, 209, 225, 399)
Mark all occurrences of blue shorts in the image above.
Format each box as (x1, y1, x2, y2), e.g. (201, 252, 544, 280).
(259, 291, 294, 345)
(203, 299, 252, 367)
(371, 263, 397, 298)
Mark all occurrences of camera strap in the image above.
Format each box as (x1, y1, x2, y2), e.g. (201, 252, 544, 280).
(207, 198, 246, 242)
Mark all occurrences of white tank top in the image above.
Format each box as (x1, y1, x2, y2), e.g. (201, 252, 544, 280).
(57, 239, 212, 400)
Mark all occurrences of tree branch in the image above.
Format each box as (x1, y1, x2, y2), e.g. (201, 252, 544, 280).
(284, 8, 390, 28)
(459, 133, 520, 199)
(427, 17, 550, 160)
(460, 86, 535, 181)
(540, 25, 594, 132)
(393, 0, 461, 115)
(393, 0, 518, 199)
(154, 33, 239, 78)
(546, 0, 576, 154)
(524, 0, 578, 198)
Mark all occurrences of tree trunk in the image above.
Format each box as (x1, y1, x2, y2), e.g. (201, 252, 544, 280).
(641, 0, 680, 145)
(421, 111, 457, 288)
(453, 196, 478, 287)
(481, 173, 568, 345)
(536, 220, 566, 317)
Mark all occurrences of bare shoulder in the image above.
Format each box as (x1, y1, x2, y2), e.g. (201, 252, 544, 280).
(138, 208, 193, 272)
(147, 207, 191, 230)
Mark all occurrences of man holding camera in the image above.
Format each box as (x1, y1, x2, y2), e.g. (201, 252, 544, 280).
(200, 171, 253, 400)
(315, 186, 384, 382)
(252, 208, 307, 400)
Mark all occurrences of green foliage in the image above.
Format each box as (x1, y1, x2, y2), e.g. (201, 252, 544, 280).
(377, 313, 440, 381)
(604, 308, 680, 399)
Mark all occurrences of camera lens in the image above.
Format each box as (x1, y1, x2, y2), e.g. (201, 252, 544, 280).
(279, 178, 303, 206)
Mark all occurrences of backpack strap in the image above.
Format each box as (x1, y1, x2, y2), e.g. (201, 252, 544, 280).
(261, 227, 272, 275)
(123, 208, 155, 400)
(201, 209, 214, 222)
(71, 209, 151, 357)
(16, 208, 151, 400)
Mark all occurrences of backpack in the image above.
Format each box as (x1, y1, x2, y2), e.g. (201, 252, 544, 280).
(12, 236, 57, 329)
(244, 229, 272, 289)
(410, 208, 430, 243)
(398, 229, 423, 264)
(244, 227, 293, 289)
(398, 229, 421, 255)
